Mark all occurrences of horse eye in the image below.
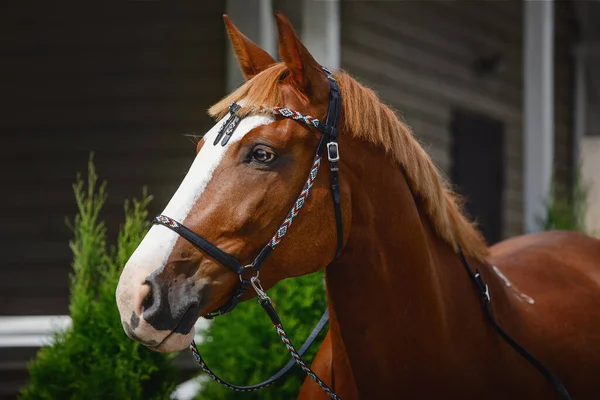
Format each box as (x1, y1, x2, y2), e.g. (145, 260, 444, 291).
(252, 147, 276, 164)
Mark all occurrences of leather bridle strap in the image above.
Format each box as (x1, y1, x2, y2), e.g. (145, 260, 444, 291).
(189, 278, 340, 398)
(189, 308, 330, 392)
(318, 67, 344, 260)
(153, 215, 245, 275)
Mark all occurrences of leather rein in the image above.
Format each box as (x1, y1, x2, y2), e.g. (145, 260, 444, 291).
(152, 68, 571, 400)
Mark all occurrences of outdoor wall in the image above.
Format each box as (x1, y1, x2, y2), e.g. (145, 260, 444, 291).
(581, 136, 600, 236)
(1, 1, 226, 316)
(1, 0, 578, 315)
(588, 105, 600, 136)
(340, 0, 575, 240)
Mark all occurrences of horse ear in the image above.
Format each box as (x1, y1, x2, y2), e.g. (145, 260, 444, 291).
(274, 12, 329, 99)
(223, 14, 276, 80)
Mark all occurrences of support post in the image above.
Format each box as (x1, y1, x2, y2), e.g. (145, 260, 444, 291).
(523, 0, 555, 232)
(572, 45, 587, 178)
(301, 0, 340, 70)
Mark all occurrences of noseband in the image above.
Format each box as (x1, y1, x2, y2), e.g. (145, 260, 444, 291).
(151, 67, 571, 400)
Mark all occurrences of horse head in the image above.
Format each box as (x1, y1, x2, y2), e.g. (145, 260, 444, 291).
(116, 13, 348, 352)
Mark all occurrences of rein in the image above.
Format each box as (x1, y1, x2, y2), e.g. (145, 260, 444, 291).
(152, 68, 571, 399)
(457, 248, 572, 400)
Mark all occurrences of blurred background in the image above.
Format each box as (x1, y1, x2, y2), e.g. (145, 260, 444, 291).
(1, 0, 599, 398)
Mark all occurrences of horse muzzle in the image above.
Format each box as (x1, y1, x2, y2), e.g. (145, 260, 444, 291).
(116, 266, 202, 352)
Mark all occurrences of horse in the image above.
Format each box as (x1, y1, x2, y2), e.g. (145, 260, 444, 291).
(116, 12, 600, 399)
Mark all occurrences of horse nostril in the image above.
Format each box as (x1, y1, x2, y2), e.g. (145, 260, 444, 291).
(141, 285, 154, 312)
(140, 273, 200, 333)
(141, 277, 164, 325)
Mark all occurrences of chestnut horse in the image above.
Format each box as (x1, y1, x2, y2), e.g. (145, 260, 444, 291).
(116, 13, 600, 399)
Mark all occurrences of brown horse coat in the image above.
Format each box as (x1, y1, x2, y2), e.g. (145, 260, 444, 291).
(300, 230, 600, 399)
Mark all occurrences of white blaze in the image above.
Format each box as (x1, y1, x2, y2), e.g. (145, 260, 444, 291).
(116, 113, 274, 340)
(163, 114, 274, 221)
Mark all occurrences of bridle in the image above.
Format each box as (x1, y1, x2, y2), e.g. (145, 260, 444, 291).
(152, 68, 571, 399)
(154, 67, 343, 319)
(154, 67, 343, 398)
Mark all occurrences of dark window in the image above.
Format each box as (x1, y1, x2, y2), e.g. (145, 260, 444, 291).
(451, 110, 505, 244)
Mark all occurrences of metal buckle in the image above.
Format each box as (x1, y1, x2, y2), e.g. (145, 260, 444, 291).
(239, 264, 256, 282)
(250, 275, 271, 303)
(474, 271, 491, 302)
(239, 265, 271, 303)
(327, 142, 340, 162)
(482, 282, 490, 302)
(229, 102, 241, 114)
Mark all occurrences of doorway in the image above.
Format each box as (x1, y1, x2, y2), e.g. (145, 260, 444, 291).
(451, 110, 505, 244)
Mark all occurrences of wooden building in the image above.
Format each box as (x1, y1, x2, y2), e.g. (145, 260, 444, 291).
(577, 1, 600, 235)
(340, 0, 576, 242)
(1, 1, 225, 397)
(0, 0, 585, 398)
(2, 1, 226, 317)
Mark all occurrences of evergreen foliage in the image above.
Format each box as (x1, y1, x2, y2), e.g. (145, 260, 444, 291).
(21, 156, 179, 400)
(538, 170, 589, 232)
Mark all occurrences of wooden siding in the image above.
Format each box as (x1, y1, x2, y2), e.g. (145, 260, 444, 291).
(1, 1, 226, 316)
(554, 0, 578, 192)
(341, 0, 575, 239)
(0, 1, 576, 313)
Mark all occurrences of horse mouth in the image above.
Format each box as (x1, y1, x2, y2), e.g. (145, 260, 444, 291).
(146, 305, 199, 352)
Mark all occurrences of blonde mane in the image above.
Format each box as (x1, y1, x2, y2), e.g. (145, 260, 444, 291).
(209, 63, 488, 261)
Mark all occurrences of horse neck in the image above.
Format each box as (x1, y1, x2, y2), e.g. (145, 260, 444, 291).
(325, 137, 493, 395)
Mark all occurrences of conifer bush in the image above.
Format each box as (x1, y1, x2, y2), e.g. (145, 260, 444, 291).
(21, 156, 178, 400)
(538, 169, 589, 232)
(195, 271, 327, 400)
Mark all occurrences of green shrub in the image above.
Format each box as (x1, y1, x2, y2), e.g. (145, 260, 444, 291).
(538, 169, 589, 232)
(21, 156, 179, 400)
(195, 272, 328, 400)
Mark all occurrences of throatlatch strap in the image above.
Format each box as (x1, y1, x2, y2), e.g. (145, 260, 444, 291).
(457, 246, 572, 400)
(324, 72, 344, 260)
